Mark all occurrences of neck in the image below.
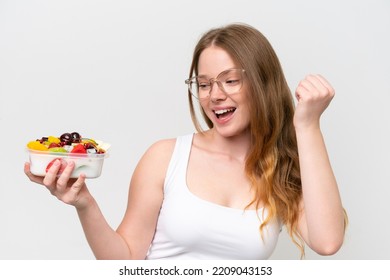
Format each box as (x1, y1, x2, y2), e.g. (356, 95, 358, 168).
(202, 128, 251, 162)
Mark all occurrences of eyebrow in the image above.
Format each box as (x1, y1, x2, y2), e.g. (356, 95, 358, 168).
(196, 68, 238, 78)
(196, 74, 210, 79)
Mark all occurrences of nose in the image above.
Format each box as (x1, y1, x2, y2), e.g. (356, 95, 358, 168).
(209, 81, 226, 102)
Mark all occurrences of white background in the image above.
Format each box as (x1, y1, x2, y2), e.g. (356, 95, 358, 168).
(0, 0, 389, 260)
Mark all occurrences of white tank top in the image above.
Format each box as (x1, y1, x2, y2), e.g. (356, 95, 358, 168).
(146, 134, 281, 260)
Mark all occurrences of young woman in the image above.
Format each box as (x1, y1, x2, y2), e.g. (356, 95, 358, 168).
(25, 23, 347, 259)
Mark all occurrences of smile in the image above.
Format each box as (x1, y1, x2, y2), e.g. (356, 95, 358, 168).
(214, 108, 236, 119)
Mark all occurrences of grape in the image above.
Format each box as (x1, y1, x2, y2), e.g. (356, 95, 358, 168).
(71, 132, 81, 143)
(60, 133, 72, 143)
(39, 137, 48, 143)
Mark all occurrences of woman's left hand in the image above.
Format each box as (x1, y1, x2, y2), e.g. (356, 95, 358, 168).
(293, 74, 335, 130)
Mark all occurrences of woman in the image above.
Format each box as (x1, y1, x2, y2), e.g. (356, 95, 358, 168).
(25, 23, 347, 259)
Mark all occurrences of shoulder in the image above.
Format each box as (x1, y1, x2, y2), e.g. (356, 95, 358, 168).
(134, 137, 177, 178)
(144, 137, 177, 160)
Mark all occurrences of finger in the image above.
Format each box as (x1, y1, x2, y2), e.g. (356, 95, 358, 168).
(42, 159, 62, 188)
(295, 79, 314, 102)
(56, 161, 75, 193)
(314, 74, 335, 96)
(70, 173, 86, 196)
(295, 85, 306, 102)
(296, 74, 334, 103)
(299, 77, 318, 93)
(59, 173, 87, 206)
(306, 74, 335, 97)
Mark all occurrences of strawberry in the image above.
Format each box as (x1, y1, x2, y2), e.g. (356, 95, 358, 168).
(48, 143, 60, 149)
(71, 143, 87, 154)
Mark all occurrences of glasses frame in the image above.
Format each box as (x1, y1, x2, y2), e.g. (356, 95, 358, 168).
(185, 68, 245, 100)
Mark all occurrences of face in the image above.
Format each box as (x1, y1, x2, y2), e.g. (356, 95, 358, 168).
(197, 46, 251, 138)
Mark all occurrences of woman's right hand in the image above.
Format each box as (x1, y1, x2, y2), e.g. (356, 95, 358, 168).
(24, 160, 93, 210)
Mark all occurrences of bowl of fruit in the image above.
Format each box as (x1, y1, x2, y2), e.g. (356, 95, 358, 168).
(27, 132, 110, 178)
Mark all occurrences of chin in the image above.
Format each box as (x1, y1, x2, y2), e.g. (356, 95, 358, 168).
(214, 125, 249, 139)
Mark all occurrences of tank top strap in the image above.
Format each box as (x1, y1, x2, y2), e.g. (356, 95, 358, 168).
(163, 133, 194, 195)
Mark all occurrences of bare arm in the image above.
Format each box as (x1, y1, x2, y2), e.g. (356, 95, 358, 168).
(116, 139, 175, 259)
(24, 138, 175, 259)
(294, 75, 345, 255)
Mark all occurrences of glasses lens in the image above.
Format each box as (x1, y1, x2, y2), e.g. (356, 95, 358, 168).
(187, 69, 244, 99)
(218, 69, 244, 95)
(187, 77, 207, 99)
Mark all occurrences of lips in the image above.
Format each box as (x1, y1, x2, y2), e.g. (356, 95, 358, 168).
(213, 107, 236, 119)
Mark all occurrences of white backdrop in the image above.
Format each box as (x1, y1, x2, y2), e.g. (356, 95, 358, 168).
(1, 0, 389, 260)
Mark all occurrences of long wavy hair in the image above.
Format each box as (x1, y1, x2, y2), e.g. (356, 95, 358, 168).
(187, 23, 306, 255)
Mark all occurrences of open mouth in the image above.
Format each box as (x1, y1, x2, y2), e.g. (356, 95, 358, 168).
(214, 108, 236, 119)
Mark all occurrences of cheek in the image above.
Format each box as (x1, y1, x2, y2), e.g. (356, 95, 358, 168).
(199, 100, 214, 119)
(241, 105, 251, 124)
(199, 100, 211, 112)
(239, 96, 252, 123)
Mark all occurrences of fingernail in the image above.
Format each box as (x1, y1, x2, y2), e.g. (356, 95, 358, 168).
(54, 159, 60, 166)
(68, 161, 75, 167)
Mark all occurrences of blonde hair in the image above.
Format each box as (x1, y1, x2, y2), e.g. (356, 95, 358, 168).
(188, 23, 305, 255)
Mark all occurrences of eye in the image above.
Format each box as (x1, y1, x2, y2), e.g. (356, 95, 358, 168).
(225, 78, 240, 85)
(220, 71, 241, 85)
(197, 80, 211, 90)
(223, 75, 241, 87)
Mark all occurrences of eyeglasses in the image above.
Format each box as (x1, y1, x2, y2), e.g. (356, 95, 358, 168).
(185, 68, 245, 99)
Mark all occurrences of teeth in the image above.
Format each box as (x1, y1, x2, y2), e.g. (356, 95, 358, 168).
(215, 108, 235, 115)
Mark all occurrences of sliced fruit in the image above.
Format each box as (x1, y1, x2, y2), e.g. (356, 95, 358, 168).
(48, 147, 68, 153)
(71, 143, 87, 154)
(27, 141, 49, 151)
(95, 140, 111, 152)
(48, 136, 61, 144)
(60, 133, 72, 145)
(48, 143, 60, 149)
(28, 133, 108, 154)
(81, 138, 98, 145)
(71, 132, 81, 143)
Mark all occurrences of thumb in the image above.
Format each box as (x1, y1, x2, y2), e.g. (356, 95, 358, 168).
(70, 173, 87, 194)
